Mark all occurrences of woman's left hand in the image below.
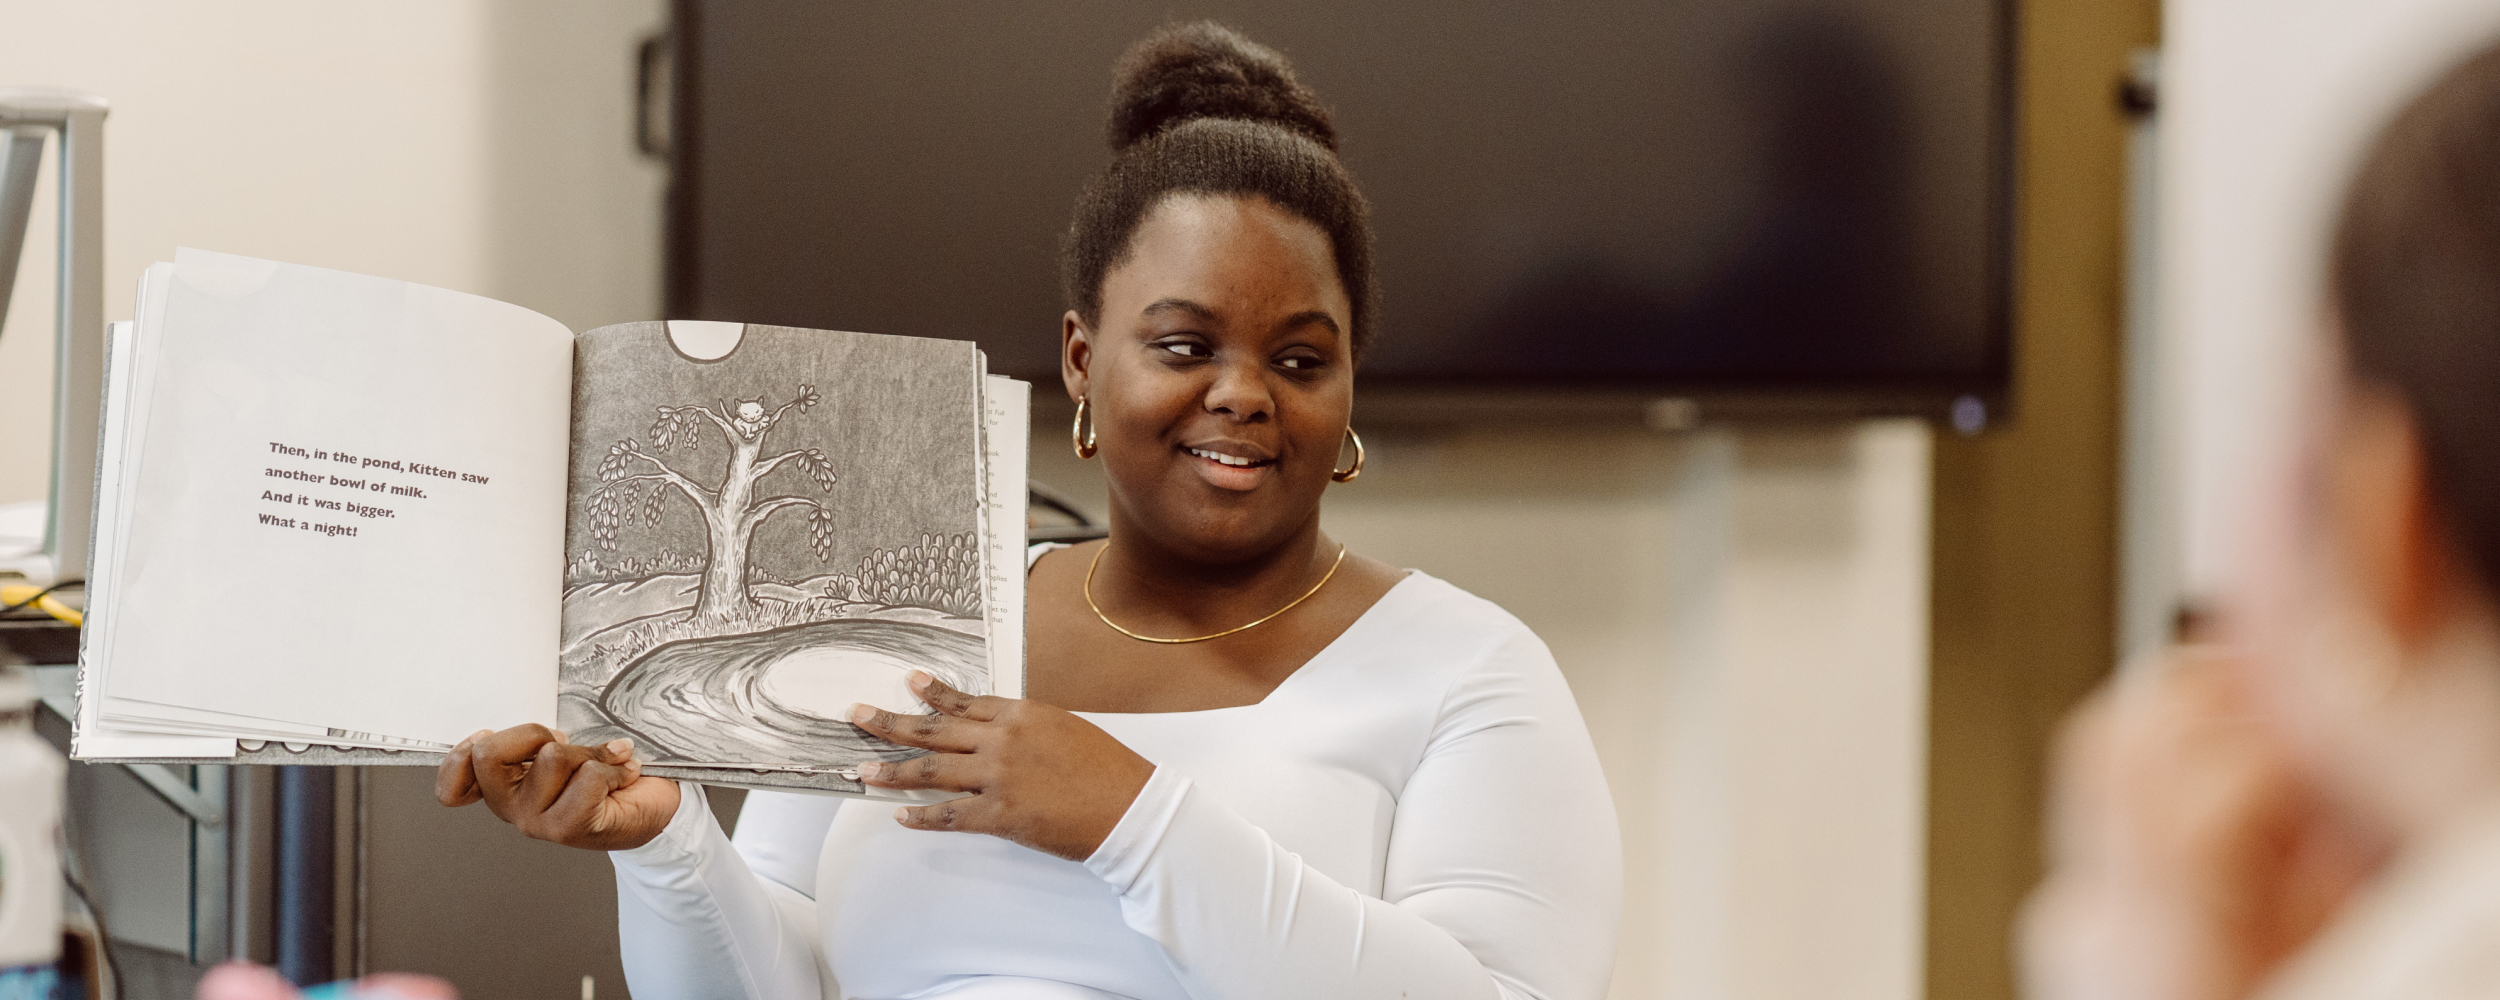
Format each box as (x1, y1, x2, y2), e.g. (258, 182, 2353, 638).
(849, 671, 1157, 860)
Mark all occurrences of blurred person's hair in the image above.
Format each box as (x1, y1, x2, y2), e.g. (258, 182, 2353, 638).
(1061, 21, 1378, 356)
(2333, 42, 2500, 593)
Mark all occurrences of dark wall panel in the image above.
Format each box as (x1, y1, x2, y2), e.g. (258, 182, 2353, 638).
(669, 1, 2009, 400)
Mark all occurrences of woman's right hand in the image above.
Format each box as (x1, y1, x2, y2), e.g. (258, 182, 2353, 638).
(432, 725, 681, 851)
(2021, 646, 2384, 1000)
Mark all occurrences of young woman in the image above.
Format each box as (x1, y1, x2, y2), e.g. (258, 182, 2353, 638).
(435, 23, 1621, 1000)
(2025, 40, 2500, 1000)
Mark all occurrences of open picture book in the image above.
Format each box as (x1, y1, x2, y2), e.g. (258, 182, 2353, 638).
(71, 249, 1029, 798)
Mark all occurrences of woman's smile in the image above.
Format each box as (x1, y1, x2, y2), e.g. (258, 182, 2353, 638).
(1181, 439, 1278, 490)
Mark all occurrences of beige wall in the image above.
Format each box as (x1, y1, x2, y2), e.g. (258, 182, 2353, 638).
(0, 0, 663, 505)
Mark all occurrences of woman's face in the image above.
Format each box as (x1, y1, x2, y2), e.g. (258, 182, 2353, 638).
(2231, 352, 2411, 800)
(1061, 193, 1355, 565)
(2229, 336, 2500, 837)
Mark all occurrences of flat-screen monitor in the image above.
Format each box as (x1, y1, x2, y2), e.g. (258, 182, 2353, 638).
(664, 1, 2010, 414)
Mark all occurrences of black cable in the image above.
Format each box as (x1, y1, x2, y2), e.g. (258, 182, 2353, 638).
(1026, 483, 1093, 527)
(60, 863, 125, 1000)
(52, 728, 125, 1000)
(2, 578, 82, 615)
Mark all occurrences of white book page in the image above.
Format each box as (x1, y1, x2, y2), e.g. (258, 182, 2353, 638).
(85, 281, 398, 754)
(100, 695, 444, 749)
(91, 295, 439, 754)
(982, 375, 1030, 699)
(73, 298, 234, 759)
(98, 250, 571, 744)
(84, 275, 174, 700)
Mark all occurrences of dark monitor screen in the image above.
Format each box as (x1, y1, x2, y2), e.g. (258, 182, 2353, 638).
(667, 1, 2010, 406)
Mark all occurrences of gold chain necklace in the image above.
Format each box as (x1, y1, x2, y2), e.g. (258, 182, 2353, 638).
(1084, 542, 1349, 644)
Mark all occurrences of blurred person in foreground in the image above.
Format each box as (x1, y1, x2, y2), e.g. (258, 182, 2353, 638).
(2026, 40, 2500, 1000)
(195, 963, 455, 1000)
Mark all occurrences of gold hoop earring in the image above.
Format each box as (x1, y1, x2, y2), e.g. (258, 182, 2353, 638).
(1331, 426, 1365, 483)
(1072, 395, 1098, 459)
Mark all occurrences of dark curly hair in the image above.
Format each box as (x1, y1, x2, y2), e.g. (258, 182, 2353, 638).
(2334, 41, 2500, 596)
(1062, 22, 1377, 357)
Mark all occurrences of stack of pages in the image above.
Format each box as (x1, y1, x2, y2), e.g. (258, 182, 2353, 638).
(74, 250, 1027, 796)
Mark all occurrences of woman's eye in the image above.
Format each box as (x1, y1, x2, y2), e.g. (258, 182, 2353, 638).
(1278, 354, 1323, 370)
(1158, 340, 1211, 358)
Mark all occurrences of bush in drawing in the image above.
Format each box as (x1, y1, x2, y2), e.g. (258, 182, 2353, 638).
(825, 532, 983, 618)
(585, 386, 839, 621)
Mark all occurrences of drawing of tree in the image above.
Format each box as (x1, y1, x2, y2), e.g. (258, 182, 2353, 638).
(584, 385, 839, 622)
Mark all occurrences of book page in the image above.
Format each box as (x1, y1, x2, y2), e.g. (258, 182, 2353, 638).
(556, 322, 987, 786)
(982, 375, 1030, 700)
(95, 250, 571, 744)
(83, 283, 368, 754)
(72, 307, 235, 760)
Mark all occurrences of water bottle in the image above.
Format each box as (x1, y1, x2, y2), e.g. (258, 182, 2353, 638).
(0, 664, 65, 993)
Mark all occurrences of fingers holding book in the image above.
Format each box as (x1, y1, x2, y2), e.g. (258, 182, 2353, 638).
(432, 723, 680, 851)
(908, 672, 1013, 722)
(848, 702, 983, 754)
(851, 671, 1156, 861)
(433, 730, 491, 807)
(464, 724, 587, 823)
(537, 750, 677, 850)
(858, 751, 983, 795)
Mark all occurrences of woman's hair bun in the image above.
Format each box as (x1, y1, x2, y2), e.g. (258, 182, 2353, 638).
(1106, 21, 1337, 153)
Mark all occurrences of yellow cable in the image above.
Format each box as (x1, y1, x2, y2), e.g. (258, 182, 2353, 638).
(0, 583, 82, 627)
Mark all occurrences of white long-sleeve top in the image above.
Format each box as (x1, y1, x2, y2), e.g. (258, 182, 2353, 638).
(608, 567, 1623, 1000)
